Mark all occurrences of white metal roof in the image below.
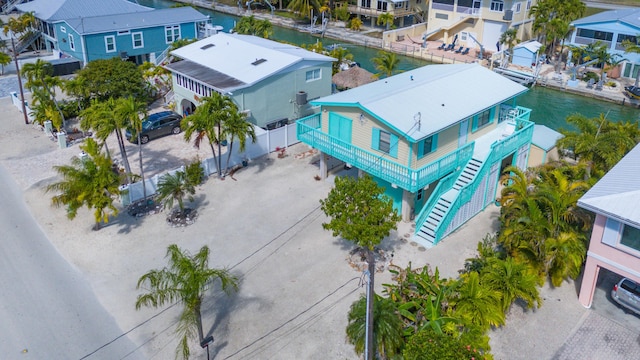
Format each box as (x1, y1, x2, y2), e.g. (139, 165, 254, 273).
(169, 33, 335, 87)
(312, 64, 528, 141)
(16, 0, 152, 22)
(571, 8, 640, 29)
(514, 40, 542, 54)
(578, 143, 640, 227)
(532, 125, 562, 151)
(64, 7, 209, 35)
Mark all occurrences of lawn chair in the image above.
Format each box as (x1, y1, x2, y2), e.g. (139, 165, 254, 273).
(454, 46, 464, 53)
(595, 80, 603, 91)
(586, 78, 595, 89)
(445, 43, 455, 51)
(437, 43, 446, 50)
(460, 47, 470, 55)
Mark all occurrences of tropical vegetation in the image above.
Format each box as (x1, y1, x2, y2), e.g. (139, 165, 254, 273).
(530, 0, 586, 58)
(372, 51, 401, 78)
(136, 244, 238, 360)
(156, 170, 197, 215)
(233, 15, 273, 38)
(46, 138, 121, 230)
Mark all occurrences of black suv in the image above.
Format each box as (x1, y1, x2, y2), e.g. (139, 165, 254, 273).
(126, 111, 182, 144)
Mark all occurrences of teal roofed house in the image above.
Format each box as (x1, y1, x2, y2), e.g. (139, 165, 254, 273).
(15, 0, 210, 65)
(297, 63, 535, 247)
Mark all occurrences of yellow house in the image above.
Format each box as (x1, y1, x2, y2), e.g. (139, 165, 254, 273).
(425, 0, 537, 54)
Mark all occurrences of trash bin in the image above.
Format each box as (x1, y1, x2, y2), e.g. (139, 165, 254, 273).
(57, 132, 67, 149)
(119, 185, 130, 207)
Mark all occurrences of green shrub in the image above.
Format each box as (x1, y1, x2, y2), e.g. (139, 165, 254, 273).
(334, 3, 350, 22)
(606, 81, 617, 87)
(403, 329, 490, 360)
(184, 158, 205, 186)
(582, 71, 599, 82)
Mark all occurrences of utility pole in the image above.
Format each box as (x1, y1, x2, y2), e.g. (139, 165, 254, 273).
(10, 36, 29, 125)
(364, 251, 375, 360)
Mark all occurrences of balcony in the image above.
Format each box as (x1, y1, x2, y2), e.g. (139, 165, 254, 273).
(297, 113, 475, 193)
(347, 5, 415, 18)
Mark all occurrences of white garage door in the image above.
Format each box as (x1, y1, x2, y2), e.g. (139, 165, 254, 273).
(482, 20, 508, 52)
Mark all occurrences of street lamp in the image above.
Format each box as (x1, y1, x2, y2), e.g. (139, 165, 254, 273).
(200, 335, 214, 360)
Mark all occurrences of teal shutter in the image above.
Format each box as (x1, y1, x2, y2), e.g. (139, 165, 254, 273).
(489, 107, 496, 124)
(471, 115, 478, 132)
(390, 133, 398, 158)
(372, 128, 380, 150)
(329, 113, 339, 138)
(432, 133, 439, 151)
(417, 140, 425, 159)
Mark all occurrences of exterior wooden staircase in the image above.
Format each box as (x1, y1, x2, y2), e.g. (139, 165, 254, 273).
(2, 0, 27, 14)
(415, 157, 483, 245)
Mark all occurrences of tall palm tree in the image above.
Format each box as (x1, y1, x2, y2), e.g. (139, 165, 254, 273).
(287, 0, 320, 18)
(181, 93, 239, 179)
(329, 46, 354, 75)
(536, 168, 591, 234)
(46, 138, 121, 230)
(346, 294, 404, 359)
(222, 111, 256, 175)
(451, 271, 505, 330)
(79, 98, 133, 183)
(372, 51, 401, 78)
(0, 51, 10, 75)
(116, 97, 148, 199)
(544, 231, 587, 287)
(156, 171, 196, 215)
(480, 257, 541, 311)
(499, 28, 519, 64)
(136, 244, 238, 360)
(22, 59, 66, 127)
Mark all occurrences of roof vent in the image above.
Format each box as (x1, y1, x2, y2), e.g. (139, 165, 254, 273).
(200, 44, 215, 50)
(252, 58, 267, 66)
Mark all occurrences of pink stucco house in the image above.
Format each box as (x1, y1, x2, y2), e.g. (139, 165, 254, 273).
(577, 144, 640, 308)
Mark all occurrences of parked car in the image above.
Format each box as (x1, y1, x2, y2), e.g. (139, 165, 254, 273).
(611, 277, 640, 315)
(126, 111, 182, 144)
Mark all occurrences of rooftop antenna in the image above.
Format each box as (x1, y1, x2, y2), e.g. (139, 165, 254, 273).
(414, 112, 421, 131)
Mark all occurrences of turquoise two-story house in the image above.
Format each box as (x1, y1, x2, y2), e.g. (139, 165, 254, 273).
(16, 0, 210, 65)
(297, 64, 535, 247)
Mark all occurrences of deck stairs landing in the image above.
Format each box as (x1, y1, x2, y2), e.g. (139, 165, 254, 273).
(415, 157, 483, 245)
(2, 0, 27, 14)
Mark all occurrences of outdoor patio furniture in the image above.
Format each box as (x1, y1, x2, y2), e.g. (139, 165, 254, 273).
(595, 80, 603, 91)
(445, 43, 455, 51)
(461, 47, 470, 55)
(454, 46, 464, 53)
(586, 79, 595, 89)
(437, 43, 446, 50)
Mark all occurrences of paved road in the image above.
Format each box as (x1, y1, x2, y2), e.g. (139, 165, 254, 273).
(0, 165, 143, 360)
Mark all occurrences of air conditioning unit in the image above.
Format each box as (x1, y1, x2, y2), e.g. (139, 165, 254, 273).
(503, 10, 513, 21)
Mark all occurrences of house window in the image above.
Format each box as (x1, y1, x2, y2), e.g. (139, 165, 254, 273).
(621, 224, 640, 252)
(376, 1, 388, 11)
(514, 2, 521, 13)
(132, 32, 144, 49)
(417, 189, 423, 201)
(617, 34, 638, 46)
(418, 134, 438, 158)
(68, 34, 75, 50)
(472, 108, 493, 131)
(360, 0, 371, 8)
(305, 69, 321, 81)
(105, 35, 116, 53)
(461, 32, 468, 41)
(118, 30, 130, 36)
(435, 13, 449, 20)
(490, 0, 504, 11)
(526, 0, 531, 10)
(165, 25, 181, 44)
(576, 29, 613, 42)
(60, 26, 66, 33)
(372, 128, 398, 158)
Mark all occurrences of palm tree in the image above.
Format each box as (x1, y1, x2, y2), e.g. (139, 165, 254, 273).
(287, 0, 320, 18)
(329, 46, 354, 75)
(233, 16, 273, 39)
(136, 244, 238, 360)
(79, 98, 133, 183)
(451, 271, 505, 330)
(544, 231, 587, 287)
(0, 51, 10, 75)
(480, 257, 541, 311)
(156, 171, 196, 215)
(372, 51, 401, 78)
(115, 97, 148, 199)
(376, 13, 394, 30)
(346, 294, 404, 359)
(46, 138, 121, 230)
(181, 93, 239, 179)
(222, 111, 256, 175)
(536, 168, 591, 234)
(499, 28, 519, 64)
(22, 59, 66, 127)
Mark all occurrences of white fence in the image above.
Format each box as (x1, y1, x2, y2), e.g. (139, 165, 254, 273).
(10, 91, 35, 122)
(120, 122, 302, 205)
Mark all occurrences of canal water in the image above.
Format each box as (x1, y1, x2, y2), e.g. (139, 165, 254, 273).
(138, 0, 640, 130)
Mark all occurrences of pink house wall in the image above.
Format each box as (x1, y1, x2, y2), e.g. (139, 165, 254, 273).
(578, 214, 640, 308)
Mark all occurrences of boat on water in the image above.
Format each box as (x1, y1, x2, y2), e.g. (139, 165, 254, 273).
(624, 86, 640, 100)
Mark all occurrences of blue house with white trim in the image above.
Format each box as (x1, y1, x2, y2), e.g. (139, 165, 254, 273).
(297, 64, 535, 247)
(16, 0, 210, 65)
